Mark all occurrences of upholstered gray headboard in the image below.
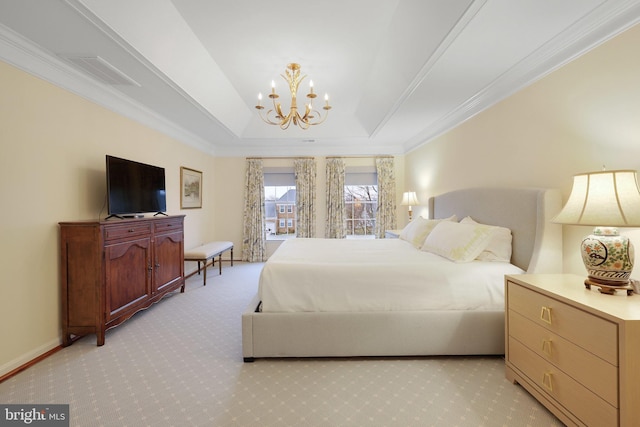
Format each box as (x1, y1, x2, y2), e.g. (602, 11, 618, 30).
(429, 187, 563, 273)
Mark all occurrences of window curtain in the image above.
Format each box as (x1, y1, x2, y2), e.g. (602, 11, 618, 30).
(375, 157, 397, 238)
(325, 158, 346, 238)
(294, 158, 317, 238)
(242, 159, 266, 262)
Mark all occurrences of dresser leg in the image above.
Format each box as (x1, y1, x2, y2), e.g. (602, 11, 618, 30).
(97, 330, 105, 346)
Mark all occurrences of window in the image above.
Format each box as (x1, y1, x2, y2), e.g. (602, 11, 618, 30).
(345, 168, 378, 238)
(264, 168, 296, 240)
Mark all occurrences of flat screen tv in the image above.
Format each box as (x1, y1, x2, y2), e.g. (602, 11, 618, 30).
(106, 155, 167, 218)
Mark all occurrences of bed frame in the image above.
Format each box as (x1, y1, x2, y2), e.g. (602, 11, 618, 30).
(242, 187, 562, 362)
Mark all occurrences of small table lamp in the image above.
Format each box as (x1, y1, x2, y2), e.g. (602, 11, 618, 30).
(553, 169, 640, 294)
(401, 191, 419, 221)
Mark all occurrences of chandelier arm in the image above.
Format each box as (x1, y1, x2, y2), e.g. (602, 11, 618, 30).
(300, 103, 311, 122)
(280, 115, 292, 130)
(305, 108, 329, 126)
(275, 102, 285, 120)
(257, 109, 283, 125)
(280, 107, 296, 130)
(296, 111, 311, 130)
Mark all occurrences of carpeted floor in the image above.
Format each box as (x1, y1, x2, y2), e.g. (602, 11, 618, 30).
(0, 262, 562, 426)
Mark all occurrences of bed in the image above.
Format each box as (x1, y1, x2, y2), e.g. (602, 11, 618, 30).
(242, 187, 562, 361)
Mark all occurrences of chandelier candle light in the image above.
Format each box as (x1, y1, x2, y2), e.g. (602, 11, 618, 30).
(553, 169, 640, 295)
(256, 63, 331, 130)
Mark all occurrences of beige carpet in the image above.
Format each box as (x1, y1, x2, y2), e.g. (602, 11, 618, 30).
(0, 262, 562, 426)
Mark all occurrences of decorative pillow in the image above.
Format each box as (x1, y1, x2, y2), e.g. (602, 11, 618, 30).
(460, 216, 512, 262)
(399, 215, 457, 248)
(421, 221, 496, 262)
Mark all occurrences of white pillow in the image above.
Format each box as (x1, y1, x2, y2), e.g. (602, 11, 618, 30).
(421, 221, 496, 262)
(460, 216, 512, 262)
(399, 215, 457, 248)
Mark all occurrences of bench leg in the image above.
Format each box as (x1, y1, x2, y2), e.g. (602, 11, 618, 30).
(219, 253, 223, 275)
(203, 260, 207, 286)
(231, 247, 234, 266)
(196, 261, 201, 275)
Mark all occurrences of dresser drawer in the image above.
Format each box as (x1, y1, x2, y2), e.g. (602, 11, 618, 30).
(104, 223, 153, 241)
(153, 218, 183, 234)
(508, 310, 618, 406)
(507, 280, 617, 364)
(509, 337, 618, 427)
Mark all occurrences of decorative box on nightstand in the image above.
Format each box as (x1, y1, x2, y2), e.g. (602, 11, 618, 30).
(385, 229, 402, 238)
(505, 274, 640, 427)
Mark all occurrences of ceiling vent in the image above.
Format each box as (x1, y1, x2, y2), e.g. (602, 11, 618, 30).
(61, 55, 140, 86)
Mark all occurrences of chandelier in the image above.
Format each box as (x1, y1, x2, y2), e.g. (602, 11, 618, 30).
(255, 63, 331, 130)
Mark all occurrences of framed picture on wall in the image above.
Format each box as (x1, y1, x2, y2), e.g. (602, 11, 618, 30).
(180, 167, 202, 209)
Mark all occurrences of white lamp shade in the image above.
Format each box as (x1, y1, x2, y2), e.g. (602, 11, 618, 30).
(401, 191, 419, 206)
(553, 170, 640, 227)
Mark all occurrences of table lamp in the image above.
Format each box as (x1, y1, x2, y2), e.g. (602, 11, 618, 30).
(553, 169, 640, 293)
(401, 191, 419, 221)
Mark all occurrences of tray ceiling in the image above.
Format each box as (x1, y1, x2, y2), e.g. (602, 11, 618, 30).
(1, 0, 639, 156)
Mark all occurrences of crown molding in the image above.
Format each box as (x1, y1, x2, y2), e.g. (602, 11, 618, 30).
(0, 23, 217, 156)
(404, 0, 640, 153)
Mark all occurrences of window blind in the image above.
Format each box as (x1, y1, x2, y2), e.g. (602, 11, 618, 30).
(263, 167, 295, 186)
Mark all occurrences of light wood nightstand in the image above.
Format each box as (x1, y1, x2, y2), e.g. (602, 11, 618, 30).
(505, 274, 640, 426)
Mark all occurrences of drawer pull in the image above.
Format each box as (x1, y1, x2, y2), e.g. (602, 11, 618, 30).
(540, 306, 553, 324)
(542, 372, 554, 392)
(541, 339, 553, 356)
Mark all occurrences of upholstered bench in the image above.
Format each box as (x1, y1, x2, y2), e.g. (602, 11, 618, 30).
(184, 241, 234, 286)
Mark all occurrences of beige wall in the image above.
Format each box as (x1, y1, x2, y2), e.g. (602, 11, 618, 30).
(212, 156, 406, 258)
(405, 23, 640, 276)
(0, 61, 218, 376)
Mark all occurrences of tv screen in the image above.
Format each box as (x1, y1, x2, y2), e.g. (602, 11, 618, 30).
(106, 155, 167, 217)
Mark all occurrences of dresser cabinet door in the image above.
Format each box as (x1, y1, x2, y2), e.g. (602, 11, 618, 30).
(105, 237, 152, 321)
(153, 231, 184, 294)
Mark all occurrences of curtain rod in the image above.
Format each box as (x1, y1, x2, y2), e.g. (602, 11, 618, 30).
(245, 156, 315, 160)
(326, 155, 394, 159)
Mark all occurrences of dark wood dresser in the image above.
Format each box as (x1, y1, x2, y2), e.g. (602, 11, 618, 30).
(59, 215, 185, 346)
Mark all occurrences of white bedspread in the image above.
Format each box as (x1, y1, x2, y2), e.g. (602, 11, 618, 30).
(259, 238, 524, 313)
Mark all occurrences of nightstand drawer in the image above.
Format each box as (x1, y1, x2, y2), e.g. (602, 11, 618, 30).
(509, 337, 617, 427)
(507, 281, 617, 364)
(508, 310, 618, 406)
